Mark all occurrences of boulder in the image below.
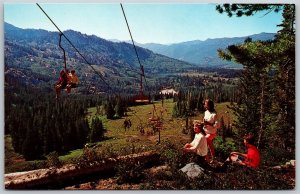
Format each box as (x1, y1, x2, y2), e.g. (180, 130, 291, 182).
(180, 162, 205, 178)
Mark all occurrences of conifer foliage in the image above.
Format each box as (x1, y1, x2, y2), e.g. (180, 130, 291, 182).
(6, 94, 93, 160)
(88, 116, 106, 143)
(217, 4, 295, 155)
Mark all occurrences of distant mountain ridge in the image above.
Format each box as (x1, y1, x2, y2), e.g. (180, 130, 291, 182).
(4, 22, 276, 94)
(138, 32, 276, 68)
(4, 22, 195, 93)
(4, 22, 195, 69)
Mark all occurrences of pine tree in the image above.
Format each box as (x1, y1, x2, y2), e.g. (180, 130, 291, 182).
(272, 5, 295, 152)
(77, 118, 90, 146)
(172, 102, 180, 118)
(88, 117, 106, 143)
(114, 97, 124, 118)
(22, 120, 43, 160)
(217, 4, 295, 153)
(216, 4, 282, 17)
(106, 101, 115, 119)
(6, 94, 94, 160)
(196, 91, 204, 112)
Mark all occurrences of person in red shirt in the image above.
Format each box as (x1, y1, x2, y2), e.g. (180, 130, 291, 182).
(55, 69, 68, 99)
(225, 133, 260, 168)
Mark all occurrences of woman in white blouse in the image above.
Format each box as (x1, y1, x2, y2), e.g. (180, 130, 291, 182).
(202, 99, 220, 162)
(184, 123, 208, 164)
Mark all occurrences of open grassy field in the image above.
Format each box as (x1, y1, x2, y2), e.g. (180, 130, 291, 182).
(84, 99, 234, 154)
(64, 99, 234, 166)
(5, 99, 234, 173)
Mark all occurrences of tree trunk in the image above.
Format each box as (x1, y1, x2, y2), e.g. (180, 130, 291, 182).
(257, 73, 266, 149)
(5, 151, 160, 189)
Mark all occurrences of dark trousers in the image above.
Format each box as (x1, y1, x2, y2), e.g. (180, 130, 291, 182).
(195, 155, 213, 171)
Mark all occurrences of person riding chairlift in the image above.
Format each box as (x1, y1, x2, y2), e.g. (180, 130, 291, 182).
(55, 69, 68, 99)
(55, 69, 79, 99)
(66, 69, 79, 93)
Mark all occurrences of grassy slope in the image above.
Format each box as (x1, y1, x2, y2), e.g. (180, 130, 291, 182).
(62, 100, 234, 164)
(86, 100, 233, 145)
(5, 100, 233, 173)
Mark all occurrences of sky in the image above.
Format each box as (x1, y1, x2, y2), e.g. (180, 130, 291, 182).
(4, 3, 284, 44)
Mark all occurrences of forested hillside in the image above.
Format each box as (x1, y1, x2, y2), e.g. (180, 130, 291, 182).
(4, 22, 195, 94)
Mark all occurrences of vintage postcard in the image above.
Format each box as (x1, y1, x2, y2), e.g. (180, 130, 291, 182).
(3, 2, 295, 190)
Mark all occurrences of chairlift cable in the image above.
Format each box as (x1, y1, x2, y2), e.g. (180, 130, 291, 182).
(120, 3, 149, 91)
(37, 3, 148, 127)
(36, 3, 112, 92)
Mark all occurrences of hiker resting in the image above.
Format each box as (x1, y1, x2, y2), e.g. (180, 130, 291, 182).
(224, 133, 260, 168)
(184, 123, 208, 166)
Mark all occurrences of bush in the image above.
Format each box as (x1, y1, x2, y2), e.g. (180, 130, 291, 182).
(214, 136, 237, 159)
(260, 147, 294, 166)
(5, 160, 47, 174)
(210, 164, 294, 189)
(157, 139, 190, 170)
(46, 151, 62, 168)
(115, 159, 144, 184)
(163, 164, 294, 189)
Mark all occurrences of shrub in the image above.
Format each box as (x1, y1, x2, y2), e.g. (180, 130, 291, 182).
(165, 164, 294, 189)
(214, 136, 237, 159)
(115, 159, 144, 184)
(260, 147, 294, 166)
(211, 164, 294, 189)
(46, 151, 62, 168)
(157, 139, 190, 170)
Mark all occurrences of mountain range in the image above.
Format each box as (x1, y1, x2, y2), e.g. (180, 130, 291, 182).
(4, 22, 194, 93)
(137, 32, 275, 67)
(4, 22, 275, 94)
